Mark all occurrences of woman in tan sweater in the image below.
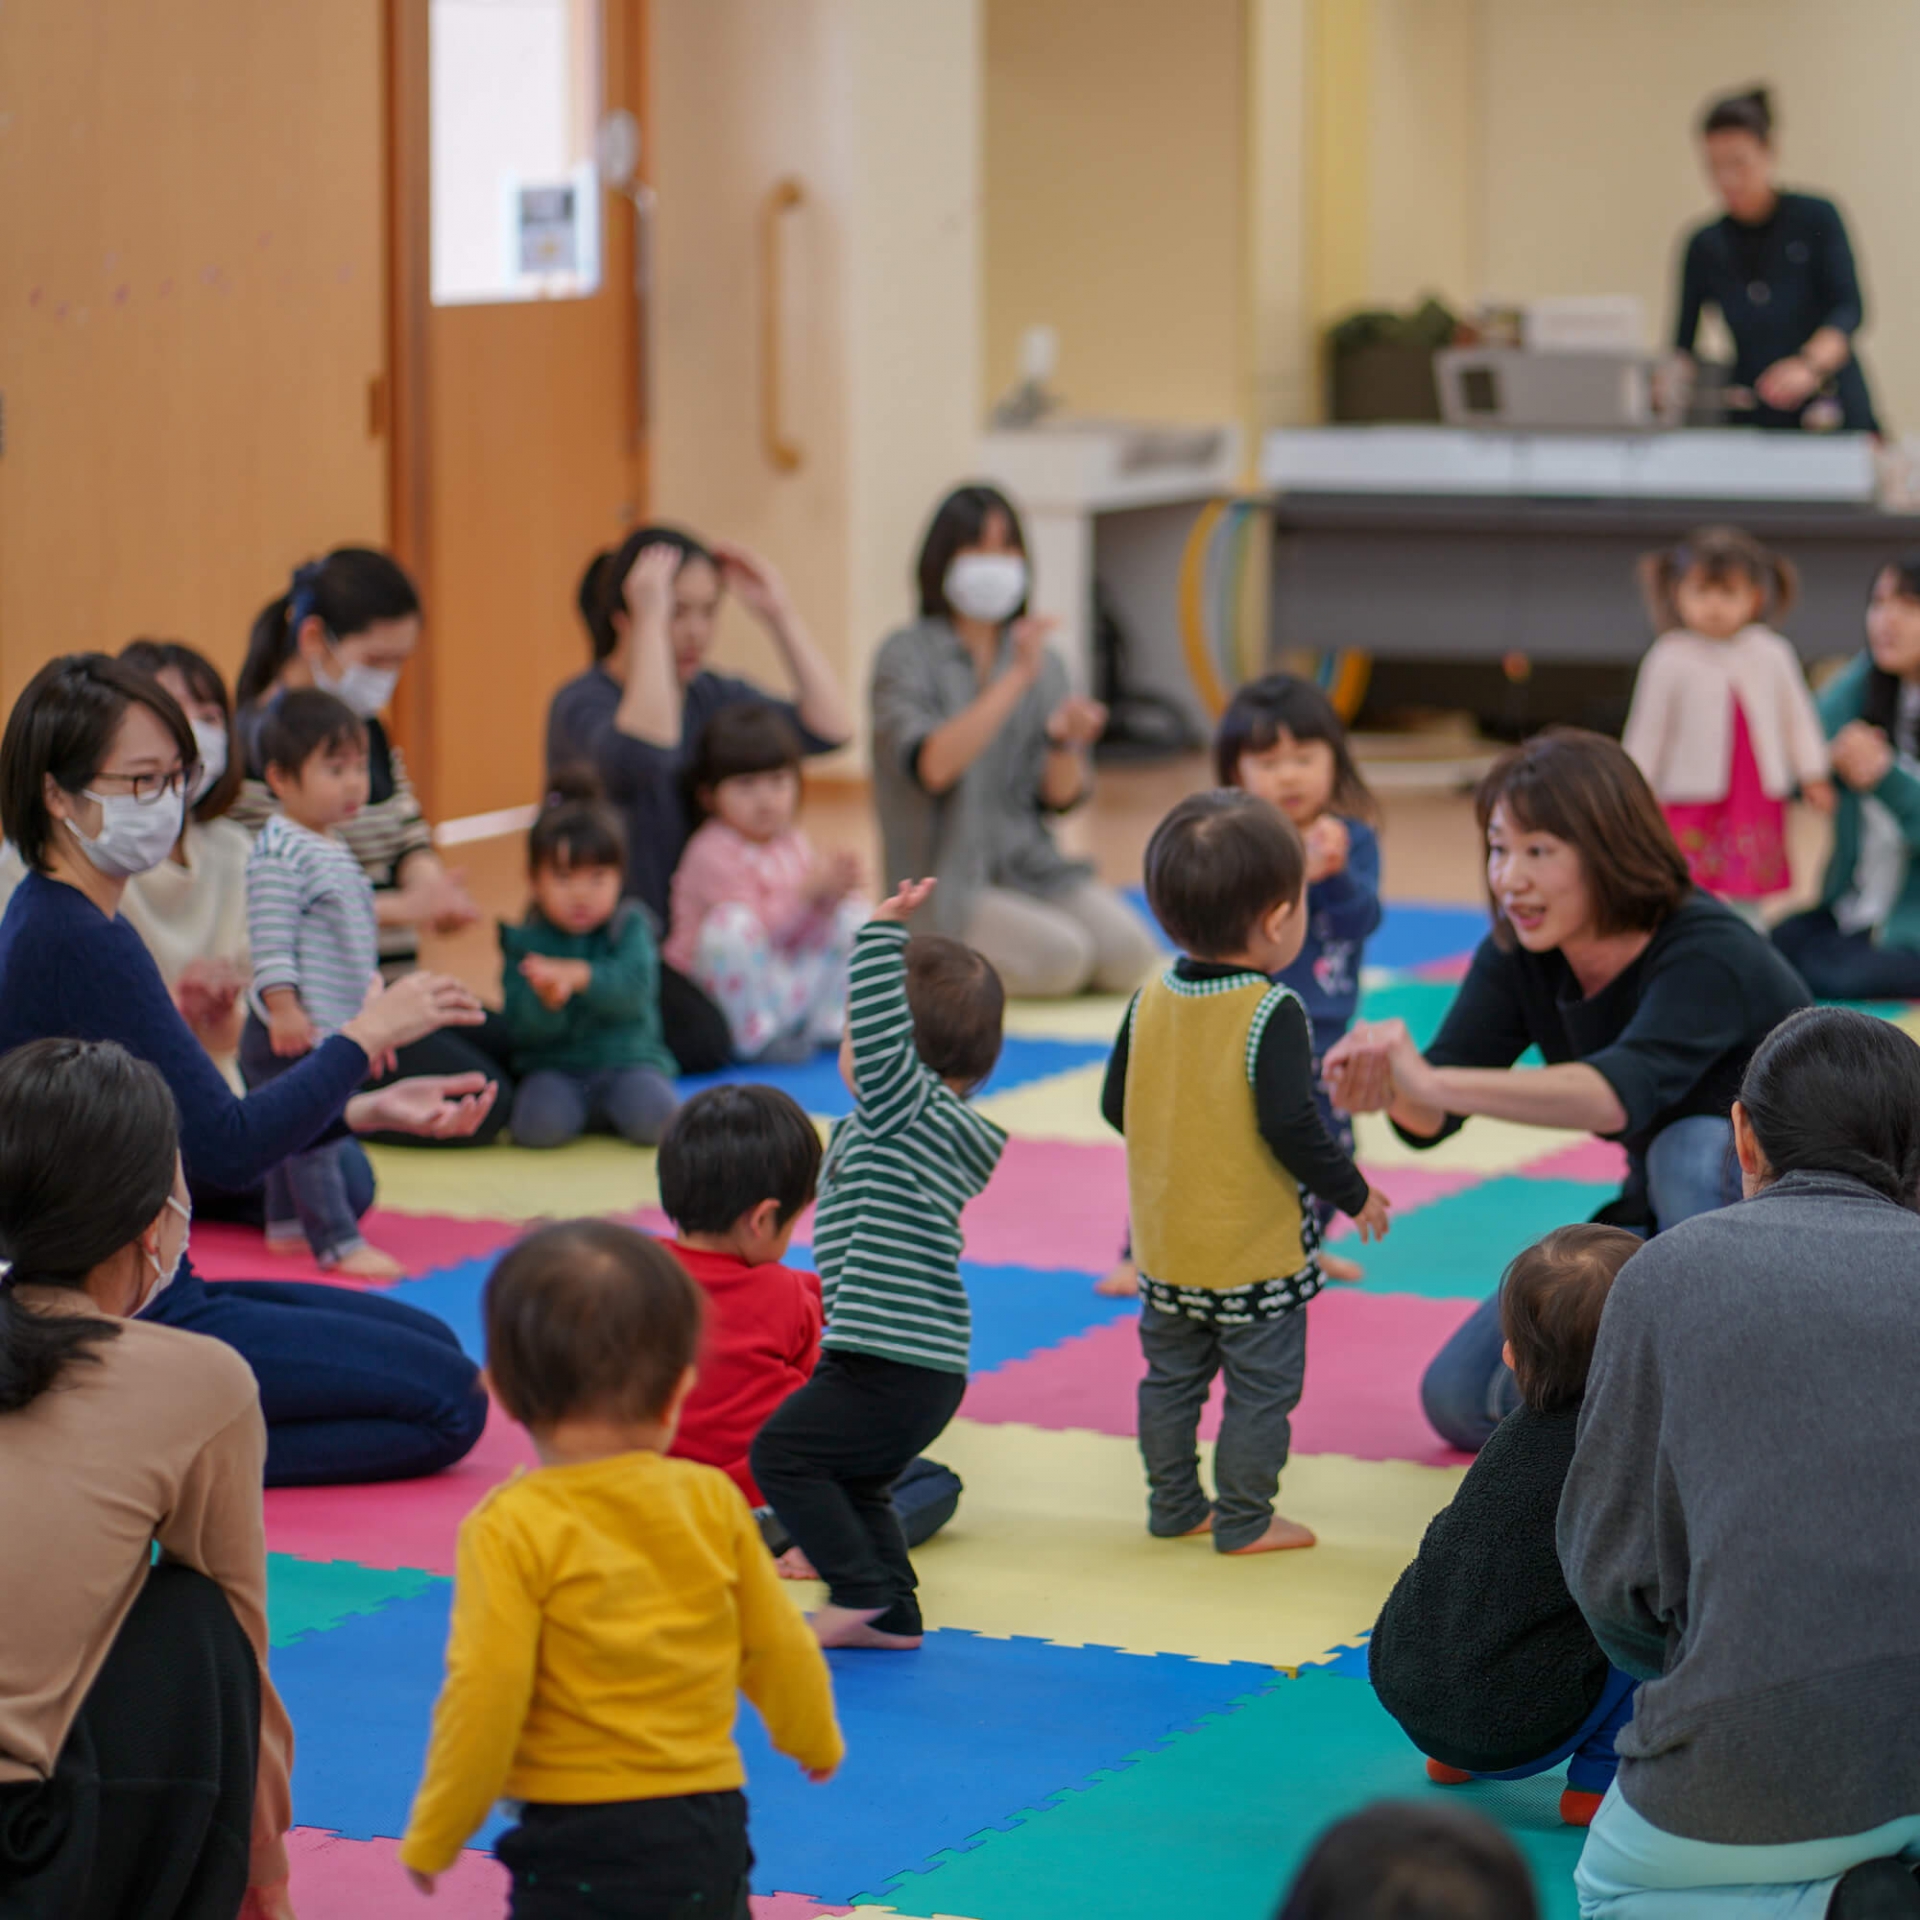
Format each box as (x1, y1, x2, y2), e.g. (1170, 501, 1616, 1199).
(0, 1038, 293, 1920)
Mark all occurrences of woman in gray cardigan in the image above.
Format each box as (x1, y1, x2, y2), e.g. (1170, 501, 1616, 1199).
(868, 484, 1159, 998)
(1560, 1005, 1920, 1918)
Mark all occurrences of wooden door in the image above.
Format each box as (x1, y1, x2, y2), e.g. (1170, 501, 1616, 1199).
(392, 0, 648, 824)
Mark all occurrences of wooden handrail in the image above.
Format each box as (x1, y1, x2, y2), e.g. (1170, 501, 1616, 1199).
(760, 176, 804, 473)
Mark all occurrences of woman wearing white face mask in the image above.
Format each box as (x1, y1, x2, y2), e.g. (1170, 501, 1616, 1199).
(0, 653, 495, 1488)
(233, 549, 511, 1144)
(0, 1038, 297, 1920)
(868, 484, 1159, 997)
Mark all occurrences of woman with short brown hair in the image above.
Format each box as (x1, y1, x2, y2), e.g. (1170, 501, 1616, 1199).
(1324, 729, 1808, 1450)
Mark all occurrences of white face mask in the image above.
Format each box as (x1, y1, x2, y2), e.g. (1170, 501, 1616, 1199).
(188, 719, 228, 806)
(68, 786, 186, 878)
(139, 1194, 192, 1315)
(943, 552, 1029, 626)
(315, 642, 400, 719)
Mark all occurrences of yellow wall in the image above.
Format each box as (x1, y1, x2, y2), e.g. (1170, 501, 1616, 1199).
(0, 1, 387, 704)
(983, 0, 1246, 427)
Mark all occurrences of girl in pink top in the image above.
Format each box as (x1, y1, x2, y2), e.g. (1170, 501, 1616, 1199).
(1622, 525, 1834, 914)
(665, 705, 865, 1062)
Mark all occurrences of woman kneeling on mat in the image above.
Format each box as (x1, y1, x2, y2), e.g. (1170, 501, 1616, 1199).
(0, 1040, 294, 1920)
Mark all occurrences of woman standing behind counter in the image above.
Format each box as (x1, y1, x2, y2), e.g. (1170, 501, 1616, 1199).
(1671, 87, 1878, 433)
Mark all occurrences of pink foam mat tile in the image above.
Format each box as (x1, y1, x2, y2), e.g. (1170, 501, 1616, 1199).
(1408, 953, 1474, 982)
(192, 1212, 524, 1286)
(265, 1402, 535, 1574)
(1511, 1138, 1631, 1185)
(963, 1288, 1479, 1467)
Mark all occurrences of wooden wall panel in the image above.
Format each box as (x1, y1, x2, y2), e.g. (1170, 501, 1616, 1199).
(0, 2, 387, 703)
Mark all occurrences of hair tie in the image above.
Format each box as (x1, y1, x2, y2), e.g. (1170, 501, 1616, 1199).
(287, 558, 327, 634)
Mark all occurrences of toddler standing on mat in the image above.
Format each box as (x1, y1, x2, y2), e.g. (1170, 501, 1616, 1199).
(1104, 791, 1390, 1553)
(399, 1220, 843, 1917)
(665, 704, 865, 1065)
(750, 880, 1006, 1649)
(500, 774, 680, 1150)
(1622, 524, 1833, 919)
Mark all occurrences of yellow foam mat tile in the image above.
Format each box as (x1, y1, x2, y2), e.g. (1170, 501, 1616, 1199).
(1893, 1008, 1920, 1044)
(973, 1065, 1112, 1144)
(367, 1138, 660, 1221)
(787, 1419, 1462, 1668)
(1352, 1110, 1585, 1174)
(1001, 995, 1134, 1042)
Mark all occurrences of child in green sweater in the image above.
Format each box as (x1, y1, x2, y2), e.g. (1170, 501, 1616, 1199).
(500, 774, 680, 1149)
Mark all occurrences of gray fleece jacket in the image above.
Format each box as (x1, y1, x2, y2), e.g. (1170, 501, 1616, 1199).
(1559, 1170, 1920, 1845)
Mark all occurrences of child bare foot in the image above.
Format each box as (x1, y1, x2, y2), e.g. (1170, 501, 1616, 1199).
(1319, 1250, 1365, 1284)
(775, 1546, 818, 1581)
(810, 1604, 922, 1650)
(333, 1244, 406, 1280)
(1224, 1514, 1317, 1554)
(265, 1234, 308, 1259)
(1095, 1259, 1140, 1298)
(1180, 1513, 1213, 1537)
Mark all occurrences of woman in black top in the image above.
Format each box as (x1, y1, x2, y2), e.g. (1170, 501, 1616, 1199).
(1324, 731, 1808, 1451)
(1671, 87, 1877, 432)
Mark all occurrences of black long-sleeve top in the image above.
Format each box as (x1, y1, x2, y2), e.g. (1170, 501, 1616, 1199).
(1673, 190, 1878, 431)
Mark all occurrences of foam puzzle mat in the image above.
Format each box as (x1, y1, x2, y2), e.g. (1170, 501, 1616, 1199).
(251, 899, 1609, 1918)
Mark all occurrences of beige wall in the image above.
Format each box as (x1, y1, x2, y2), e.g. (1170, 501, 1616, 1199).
(984, 0, 1245, 428)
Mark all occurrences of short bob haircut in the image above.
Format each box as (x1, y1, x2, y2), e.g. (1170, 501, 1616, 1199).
(685, 702, 804, 816)
(1474, 729, 1690, 943)
(915, 483, 1028, 622)
(484, 1219, 704, 1428)
(906, 936, 1006, 1092)
(257, 689, 367, 784)
(1498, 1224, 1641, 1416)
(1145, 789, 1306, 961)
(528, 766, 627, 876)
(120, 638, 244, 823)
(0, 653, 197, 874)
(575, 524, 716, 662)
(657, 1084, 823, 1235)
(1213, 673, 1375, 822)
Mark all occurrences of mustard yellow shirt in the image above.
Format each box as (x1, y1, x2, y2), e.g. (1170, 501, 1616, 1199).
(399, 1450, 843, 1875)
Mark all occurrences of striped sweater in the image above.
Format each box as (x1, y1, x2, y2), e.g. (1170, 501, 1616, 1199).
(245, 813, 380, 1036)
(813, 922, 1006, 1374)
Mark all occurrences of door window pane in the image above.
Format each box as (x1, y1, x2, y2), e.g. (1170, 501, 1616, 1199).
(430, 0, 602, 305)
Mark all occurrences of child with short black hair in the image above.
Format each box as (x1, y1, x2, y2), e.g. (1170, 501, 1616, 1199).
(242, 689, 395, 1274)
(664, 703, 864, 1064)
(1104, 791, 1390, 1554)
(1275, 1800, 1539, 1920)
(399, 1219, 842, 1915)
(501, 772, 679, 1149)
(750, 880, 1006, 1650)
(1369, 1224, 1641, 1828)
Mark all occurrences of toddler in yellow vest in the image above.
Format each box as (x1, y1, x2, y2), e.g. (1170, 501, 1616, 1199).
(1102, 791, 1391, 1553)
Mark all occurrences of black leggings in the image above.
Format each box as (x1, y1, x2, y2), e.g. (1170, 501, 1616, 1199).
(0, 1564, 260, 1920)
(496, 1790, 751, 1920)
(659, 964, 734, 1074)
(359, 1010, 518, 1149)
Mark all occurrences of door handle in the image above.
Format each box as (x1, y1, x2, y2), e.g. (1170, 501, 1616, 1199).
(760, 176, 805, 473)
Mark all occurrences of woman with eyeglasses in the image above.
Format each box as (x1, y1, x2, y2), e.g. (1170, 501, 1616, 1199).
(0, 653, 493, 1487)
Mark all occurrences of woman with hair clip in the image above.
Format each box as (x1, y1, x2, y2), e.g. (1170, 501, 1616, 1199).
(1772, 555, 1920, 999)
(0, 1039, 295, 1920)
(1668, 86, 1879, 432)
(545, 525, 852, 1071)
(234, 548, 512, 1141)
(1562, 1007, 1920, 1918)
(0, 652, 493, 1487)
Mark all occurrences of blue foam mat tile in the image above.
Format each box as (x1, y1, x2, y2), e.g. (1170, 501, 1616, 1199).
(274, 1590, 1281, 1904)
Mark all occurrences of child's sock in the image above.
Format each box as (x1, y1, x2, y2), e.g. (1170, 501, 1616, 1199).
(1425, 1758, 1474, 1786)
(1558, 1788, 1604, 1827)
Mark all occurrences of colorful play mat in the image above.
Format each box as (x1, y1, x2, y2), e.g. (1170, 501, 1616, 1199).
(195, 900, 1695, 1920)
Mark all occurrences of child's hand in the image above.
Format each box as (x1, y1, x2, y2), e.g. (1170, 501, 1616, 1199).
(1831, 721, 1894, 792)
(1303, 815, 1350, 883)
(520, 955, 591, 1010)
(872, 878, 935, 925)
(806, 848, 863, 906)
(267, 996, 317, 1058)
(1803, 777, 1838, 817)
(1350, 1186, 1393, 1243)
(405, 1866, 437, 1895)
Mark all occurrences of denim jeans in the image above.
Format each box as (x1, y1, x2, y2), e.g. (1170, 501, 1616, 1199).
(1772, 907, 1920, 1000)
(1420, 1115, 1742, 1452)
(510, 1066, 680, 1149)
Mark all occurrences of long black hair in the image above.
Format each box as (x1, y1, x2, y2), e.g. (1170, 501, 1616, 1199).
(120, 638, 244, 822)
(1857, 554, 1920, 740)
(237, 548, 420, 710)
(574, 525, 715, 662)
(915, 484, 1027, 620)
(0, 1039, 180, 1413)
(1739, 1006, 1920, 1209)
(1701, 86, 1772, 144)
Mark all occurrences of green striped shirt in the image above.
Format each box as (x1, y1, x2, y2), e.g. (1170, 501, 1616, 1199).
(814, 922, 1006, 1373)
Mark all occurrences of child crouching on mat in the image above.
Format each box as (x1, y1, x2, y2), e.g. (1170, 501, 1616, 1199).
(1368, 1224, 1641, 1828)
(1105, 792, 1391, 1554)
(399, 1220, 842, 1915)
(657, 1085, 964, 1571)
(750, 880, 1006, 1650)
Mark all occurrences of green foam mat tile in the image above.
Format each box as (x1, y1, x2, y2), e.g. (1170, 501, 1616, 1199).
(860, 1669, 1583, 1920)
(1356, 1177, 1620, 1298)
(267, 1554, 441, 1648)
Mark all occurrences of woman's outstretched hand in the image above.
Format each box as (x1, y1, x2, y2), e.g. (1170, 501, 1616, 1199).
(1830, 720, 1894, 792)
(1045, 694, 1109, 751)
(1323, 1018, 1409, 1115)
(346, 1073, 497, 1141)
(344, 971, 485, 1063)
(873, 878, 936, 925)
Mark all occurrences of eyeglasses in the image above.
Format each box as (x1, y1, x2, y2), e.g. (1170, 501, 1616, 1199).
(87, 767, 193, 805)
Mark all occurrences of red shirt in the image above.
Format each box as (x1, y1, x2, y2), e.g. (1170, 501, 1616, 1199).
(668, 1242, 822, 1504)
